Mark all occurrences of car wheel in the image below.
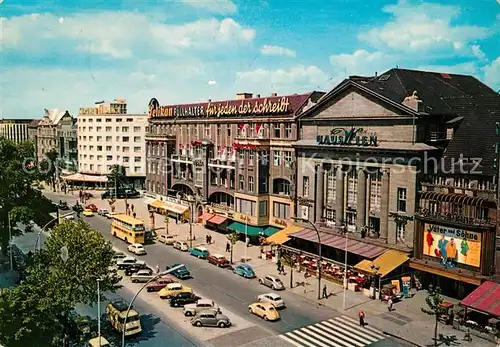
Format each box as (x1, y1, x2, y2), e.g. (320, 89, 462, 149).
(218, 322, 226, 328)
(248, 307, 253, 314)
(195, 321, 202, 327)
(124, 237, 128, 243)
(259, 279, 263, 284)
(147, 288, 151, 292)
(185, 311, 192, 317)
(263, 315, 268, 321)
(113, 232, 117, 237)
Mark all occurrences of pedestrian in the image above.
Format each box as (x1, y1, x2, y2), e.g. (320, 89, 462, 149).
(358, 311, 365, 326)
(133, 212, 136, 218)
(209, 235, 212, 244)
(387, 298, 393, 311)
(281, 264, 286, 275)
(131, 204, 134, 212)
(156, 264, 160, 274)
(276, 259, 281, 273)
(322, 284, 328, 299)
(206, 235, 209, 244)
(226, 241, 230, 252)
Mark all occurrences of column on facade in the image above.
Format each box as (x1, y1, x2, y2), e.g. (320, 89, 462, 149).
(315, 164, 325, 223)
(335, 164, 344, 226)
(379, 168, 390, 241)
(356, 168, 367, 232)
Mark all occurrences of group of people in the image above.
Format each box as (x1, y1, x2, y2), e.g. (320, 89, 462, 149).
(276, 260, 286, 275)
(205, 234, 213, 244)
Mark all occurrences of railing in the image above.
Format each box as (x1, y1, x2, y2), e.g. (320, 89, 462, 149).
(415, 207, 494, 227)
(209, 202, 234, 213)
(427, 132, 448, 141)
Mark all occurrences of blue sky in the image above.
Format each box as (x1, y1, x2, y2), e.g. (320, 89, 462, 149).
(1, 0, 499, 118)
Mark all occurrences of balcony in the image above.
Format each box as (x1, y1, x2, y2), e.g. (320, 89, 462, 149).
(208, 159, 235, 169)
(172, 155, 193, 164)
(415, 207, 495, 228)
(420, 182, 496, 202)
(209, 202, 235, 214)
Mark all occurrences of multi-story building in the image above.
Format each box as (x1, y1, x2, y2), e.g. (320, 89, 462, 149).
(291, 68, 499, 295)
(77, 99, 147, 188)
(146, 92, 324, 233)
(35, 109, 77, 172)
(0, 119, 33, 143)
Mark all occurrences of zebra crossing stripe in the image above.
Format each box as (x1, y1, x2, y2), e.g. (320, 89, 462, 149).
(307, 325, 356, 347)
(279, 333, 304, 347)
(298, 327, 343, 347)
(339, 315, 387, 337)
(313, 322, 366, 347)
(320, 320, 374, 345)
(332, 317, 386, 340)
(284, 331, 320, 347)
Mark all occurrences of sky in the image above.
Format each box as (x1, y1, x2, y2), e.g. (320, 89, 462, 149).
(1, 0, 499, 118)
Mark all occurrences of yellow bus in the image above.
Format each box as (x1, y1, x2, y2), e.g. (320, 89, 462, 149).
(111, 214, 145, 244)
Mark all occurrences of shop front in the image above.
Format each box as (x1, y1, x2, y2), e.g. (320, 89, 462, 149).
(147, 199, 191, 223)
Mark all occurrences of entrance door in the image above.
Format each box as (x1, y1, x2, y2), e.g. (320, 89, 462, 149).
(369, 217, 380, 235)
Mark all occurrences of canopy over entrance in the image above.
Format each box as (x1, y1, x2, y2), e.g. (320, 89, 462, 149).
(227, 221, 279, 237)
(266, 224, 304, 245)
(460, 281, 500, 317)
(354, 249, 409, 278)
(62, 173, 108, 183)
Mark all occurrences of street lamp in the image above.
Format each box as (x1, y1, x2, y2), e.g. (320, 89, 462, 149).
(34, 211, 75, 251)
(292, 217, 322, 300)
(97, 278, 102, 347)
(121, 264, 185, 347)
(339, 220, 348, 310)
(1, 206, 16, 271)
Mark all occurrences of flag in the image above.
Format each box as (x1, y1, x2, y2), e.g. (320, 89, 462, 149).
(230, 147, 236, 161)
(255, 123, 263, 137)
(221, 146, 227, 161)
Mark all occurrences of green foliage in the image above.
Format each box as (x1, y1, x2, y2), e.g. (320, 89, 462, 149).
(226, 232, 239, 264)
(281, 252, 297, 288)
(39, 148, 59, 191)
(107, 164, 126, 189)
(421, 286, 446, 346)
(72, 203, 84, 217)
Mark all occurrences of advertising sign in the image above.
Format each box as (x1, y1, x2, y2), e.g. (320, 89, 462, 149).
(401, 276, 411, 298)
(423, 223, 481, 268)
(316, 127, 378, 146)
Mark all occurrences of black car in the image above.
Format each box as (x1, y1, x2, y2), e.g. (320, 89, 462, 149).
(125, 264, 151, 276)
(58, 201, 69, 210)
(101, 188, 140, 199)
(169, 292, 200, 307)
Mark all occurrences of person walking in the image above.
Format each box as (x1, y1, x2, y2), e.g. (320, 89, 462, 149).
(155, 264, 160, 274)
(226, 241, 230, 252)
(358, 311, 365, 326)
(387, 298, 393, 311)
(276, 259, 281, 273)
(322, 284, 328, 299)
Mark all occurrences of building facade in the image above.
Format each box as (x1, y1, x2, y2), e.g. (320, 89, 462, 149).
(0, 119, 33, 143)
(76, 99, 147, 187)
(146, 92, 323, 230)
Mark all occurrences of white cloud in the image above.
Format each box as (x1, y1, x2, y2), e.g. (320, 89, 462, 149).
(359, 1, 491, 55)
(483, 57, 500, 91)
(260, 45, 296, 57)
(329, 49, 398, 79)
(1, 12, 255, 58)
(471, 44, 486, 61)
(180, 0, 237, 14)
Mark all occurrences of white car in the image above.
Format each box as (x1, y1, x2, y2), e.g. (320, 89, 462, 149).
(257, 292, 285, 309)
(127, 243, 146, 255)
(173, 241, 189, 252)
(97, 208, 109, 216)
(183, 299, 219, 317)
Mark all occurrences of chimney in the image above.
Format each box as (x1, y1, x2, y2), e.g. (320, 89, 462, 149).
(402, 91, 424, 112)
(271, 92, 278, 97)
(375, 71, 378, 77)
(236, 93, 253, 100)
(256, 94, 261, 98)
(208, 99, 211, 102)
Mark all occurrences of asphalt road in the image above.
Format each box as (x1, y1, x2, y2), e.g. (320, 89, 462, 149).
(45, 192, 338, 346)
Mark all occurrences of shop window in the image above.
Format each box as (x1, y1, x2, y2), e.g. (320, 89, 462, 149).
(236, 198, 256, 216)
(259, 200, 268, 217)
(397, 188, 407, 212)
(273, 202, 290, 219)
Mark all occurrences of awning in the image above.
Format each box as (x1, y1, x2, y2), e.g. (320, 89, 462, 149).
(409, 260, 482, 286)
(460, 281, 500, 317)
(266, 224, 304, 245)
(291, 229, 386, 259)
(150, 200, 167, 209)
(149, 200, 189, 215)
(62, 173, 108, 183)
(263, 226, 280, 236)
(354, 249, 409, 277)
(199, 212, 214, 222)
(227, 221, 265, 237)
(208, 215, 227, 225)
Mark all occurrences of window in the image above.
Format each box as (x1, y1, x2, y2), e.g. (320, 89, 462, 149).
(273, 123, 281, 138)
(134, 136, 141, 142)
(259, 200, 268, 217)
(248, 151, 254, 166)
(134, 146, 141, 152)
(194, 169, 203, 187)
(123, 136, 129, 142)
(248, 176, 254, 192)
(204, 124, 210, 137)
(123, 146, 129, 152)
(89, 136, 93, 141)
(116, 146, 120, 151)
(96, 118, 102, 122)
(347, 169, 358, 206)
(284, 151, 292, 168)
(397, 188, 407, 212)
(115, 127, 119, 132)
(236, 198, 256, 216)
(97, 145, 102, 151)
(273, 151, 281, 166)
(106, 146, 112, 151)
(89, 145, 94, 150)
(97, 127, 102, 132)
(88, 119, 93, 123)
(89, 155, 94, 160)
(122, 126, 129, 132)
(217, 124, 221, 136)
(285, 123, 292, 138)
(325, 209, 336, 224)
(258, 151, 268, 165)
(370, 170, 382, 212)
(89, 127, 93, 131)
(134, 156, 141, 162)
(239, 174, 245, 190)
(97, 136, 102, 141)
(134, 166, 141, 172)
(397, 223, 405, 242)
(273, 179, 291, 195)
(227, 125, 231, 137)
(105, 118, 112, 122)
(273, 202, 290, 219)
(326, 170, 336, 202)
(133, 126, 141, 132)
(126, 118, 133, 122)
(303, 176, 309, 197)
(106, 126, 112, 132)
(116, 118, 122, 122)
(97, 155, 103, 160)
(239, 151, 245, 166)
(107, 155, 113, 161)
(123, 156, 129, 163)
(89, 164, 94, 171)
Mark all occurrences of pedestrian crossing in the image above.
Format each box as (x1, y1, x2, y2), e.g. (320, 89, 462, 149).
(279, 315, 386, 347)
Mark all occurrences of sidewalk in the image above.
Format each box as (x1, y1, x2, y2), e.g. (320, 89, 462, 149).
(53, 190, 497, 347)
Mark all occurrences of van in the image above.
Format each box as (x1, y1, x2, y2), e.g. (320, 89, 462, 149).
(189, 246, 209, 259)
(106, 300, 142, 336)
(158, 233, 176, 245)
(88, 337, 111, 347)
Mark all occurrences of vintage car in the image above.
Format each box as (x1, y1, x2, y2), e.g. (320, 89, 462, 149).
(248, 302, 280, 321)
(127, 243, 147, 255)
(83, 209, 94, 217)
(173, 241, 189, 252)
(169, 292, 200, 307)
(207, 254, 230, 267)
(191, 309, 231, 328)
(258, 275, 285, 290)
(234, 264, 256, 278)
(183, 299, 219, 317)
(158, 234, 176, 245)
(130, 268, 155, 283)
(158, 283, 192, 299)
(85, 204, 98, 212)
(146, 276, 177, 292)
(166, 264, 191, 279)
(116, 256, 146, 270)
(189, 246, 209, 259)
(257, 292, 285, 309)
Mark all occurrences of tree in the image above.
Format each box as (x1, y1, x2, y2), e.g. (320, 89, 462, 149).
(281, 251, 297, 289)
(421, 285, 446, 346)
(72, 203, 83, 218)
(226, 232, 239, 264)
(39, 148, 59, 192)
(107, 164, 126, 191)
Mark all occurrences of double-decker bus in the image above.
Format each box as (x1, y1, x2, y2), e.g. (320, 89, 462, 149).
(111, 214, 145, 244)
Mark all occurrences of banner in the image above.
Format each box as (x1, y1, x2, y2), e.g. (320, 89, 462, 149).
(423, 223, 481, 268)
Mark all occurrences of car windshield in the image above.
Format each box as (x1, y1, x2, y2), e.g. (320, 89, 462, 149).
(118, 314, 140, 323)
(267, 306, 276, 311)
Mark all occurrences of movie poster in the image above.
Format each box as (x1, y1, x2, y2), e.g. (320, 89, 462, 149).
(423, 223, 481, 268)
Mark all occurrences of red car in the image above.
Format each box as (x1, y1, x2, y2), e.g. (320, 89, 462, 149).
(207, 254, 230, 268)
(85, 204, 98, 212)
(146, 276, 177, 292)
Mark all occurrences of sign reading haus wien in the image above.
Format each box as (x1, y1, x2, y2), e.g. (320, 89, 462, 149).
(317, 127, 378, 147)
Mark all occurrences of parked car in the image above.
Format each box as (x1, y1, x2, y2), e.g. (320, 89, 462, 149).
(83, 209, 94, 217)
(146, 276, 178, 292)
(127, 243, 146, 255)
(101, 188, 140, 199)
(183, 299, 219, 317)
(169, 292, 200, 307)
(191, 309, 231, 328)
(125, 264, 151, 276)
(97, 208, 109, 217)
(85, 204, 98, 212)
(207, 254, 230, 267)
(165, 264, 191, 279)
(117, 256, 146, 270)
(257, 292, 285, 309)
(173, 241, 189, 251)
(158, 234, 176, 245)
(158, 283, 192, 299)
(189, 246, 209, 259)
(234, 264, 256, 278)
(58, 201, 69, 210)
(248, 302, 280, 321)
(131, 268, 155, 283)
(258, 275, 285, 290)
(112, 251, 126, 261)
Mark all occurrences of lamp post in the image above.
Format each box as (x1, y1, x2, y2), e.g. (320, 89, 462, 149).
(340, 221, 348, 310)
(97, 278, 102, 347)
(122, 264, 184, 347)
(7, 212, 12, 271)
(292, 217, 322, 300)
(34, 211, 75, 251)
(244, 214, 248, 262)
